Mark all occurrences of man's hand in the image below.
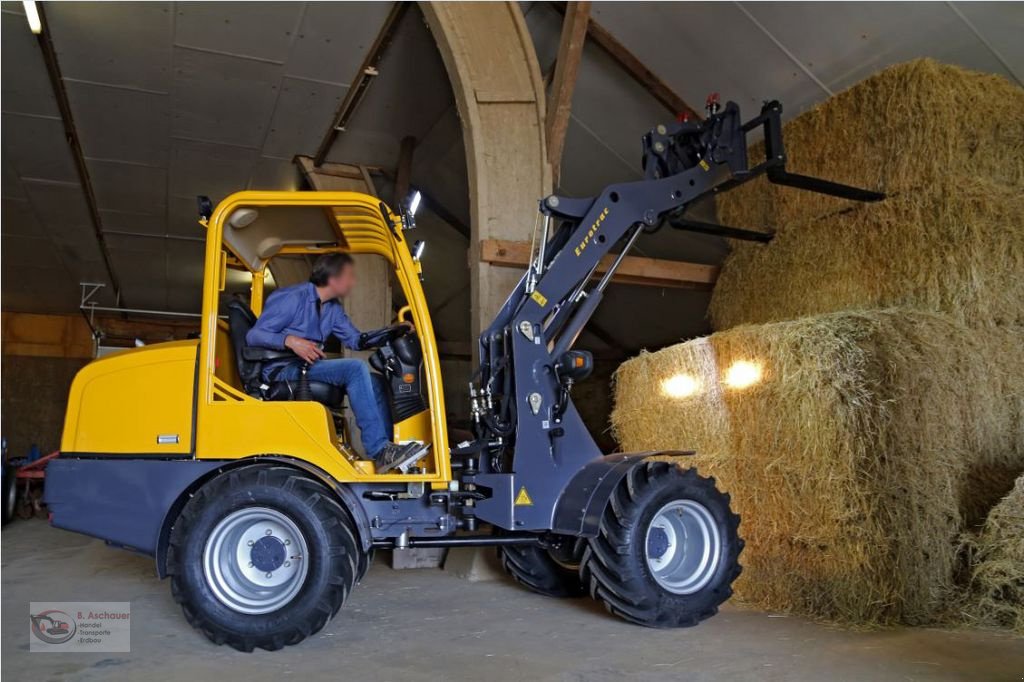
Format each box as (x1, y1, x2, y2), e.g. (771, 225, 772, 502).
(401, 320, 416, 334)
(284, 335, 325, 364)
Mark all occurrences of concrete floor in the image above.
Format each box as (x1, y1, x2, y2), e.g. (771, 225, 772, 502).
(2, 519, 1021, 682)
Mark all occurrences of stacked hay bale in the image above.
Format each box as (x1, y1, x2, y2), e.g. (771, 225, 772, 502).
(613, 312, 1023, 624)
(711, 180, 1024, 330)
(963, 476, 1024, 634)
(710, 59, 1024, 329)
(611, 60, 1024, 626)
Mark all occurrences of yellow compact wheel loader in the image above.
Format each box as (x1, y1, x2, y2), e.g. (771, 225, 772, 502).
(45, 98, 882, 651)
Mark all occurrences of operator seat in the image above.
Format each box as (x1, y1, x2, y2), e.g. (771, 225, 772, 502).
(225, 298, 344, 408)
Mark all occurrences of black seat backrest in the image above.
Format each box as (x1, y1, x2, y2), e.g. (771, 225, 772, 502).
(226, 298, 262, 394)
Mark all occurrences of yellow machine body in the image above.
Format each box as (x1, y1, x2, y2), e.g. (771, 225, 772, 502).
(61, 191, 450, 487)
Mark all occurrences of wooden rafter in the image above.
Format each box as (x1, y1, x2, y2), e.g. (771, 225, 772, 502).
(313, 2, 411, 165)
(480, 239, 718, 289)
(295, 156, 376, 194)
(1, 312, 201, 358)
(549, 2, 700, 121)
(546, 1, 591, 181)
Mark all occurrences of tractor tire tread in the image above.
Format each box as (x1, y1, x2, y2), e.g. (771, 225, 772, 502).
(167, 465, 360, 651)
(580, 462, 742, 628)
(498, 543, 585, 598)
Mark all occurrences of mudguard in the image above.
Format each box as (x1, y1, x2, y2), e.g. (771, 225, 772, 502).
(151, 457, 373, 577)
(45, 457, 224, 561)
(551, 451, 695, 537)
(43, 456, 375, 579)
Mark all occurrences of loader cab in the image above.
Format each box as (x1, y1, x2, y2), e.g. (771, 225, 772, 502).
(198, 191, 450, 485)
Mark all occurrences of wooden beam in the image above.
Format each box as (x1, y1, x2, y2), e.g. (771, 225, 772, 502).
(297, 156, 360, 184)
(295, 156, 378, 196)
(2, 312, 94, 358)
(549, 3, 700, 121)
(1, 312, 202, 358)
(546, 1, 591, 181)
(313, 2, 411, 165)
(358, 165, 379, 196)
(299, 155, 389, 184)
(394, 135, 416, 207)
(480, 239, 718, 289)
(89, 315, 199, 346)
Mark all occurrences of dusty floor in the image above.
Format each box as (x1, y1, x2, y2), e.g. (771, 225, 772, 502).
(2, 519, 1021, 682)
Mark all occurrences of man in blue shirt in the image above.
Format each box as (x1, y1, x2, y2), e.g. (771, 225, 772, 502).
(247, 253, 427, 473)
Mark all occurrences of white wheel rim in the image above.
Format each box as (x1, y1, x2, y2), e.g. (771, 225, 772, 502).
(202, 507, 309, 615)
(644, 500, 722, 595)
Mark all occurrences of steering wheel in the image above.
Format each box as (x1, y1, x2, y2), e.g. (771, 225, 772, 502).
(359, 323, 411, 350)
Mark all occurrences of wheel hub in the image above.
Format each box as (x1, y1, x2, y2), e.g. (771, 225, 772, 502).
(250, 535, 287, 573)
(203, 507, 309, 615)
(646, 525, 671, 561)
(643, 500, 722, 595)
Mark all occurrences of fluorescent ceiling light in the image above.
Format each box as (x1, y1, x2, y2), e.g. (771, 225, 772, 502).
(23, 1, 41, 34)
(409, 190, 421, 215)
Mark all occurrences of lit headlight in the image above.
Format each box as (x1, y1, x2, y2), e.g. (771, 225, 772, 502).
(661, 373, 701, 398)
(723, 360, 762, 389)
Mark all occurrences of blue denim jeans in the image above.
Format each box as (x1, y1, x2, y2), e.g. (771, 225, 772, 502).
(274, 359, 393, 458)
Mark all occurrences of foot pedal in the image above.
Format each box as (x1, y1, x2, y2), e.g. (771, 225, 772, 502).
(395, 442, 431, 474)
(375, 442, 431, 474)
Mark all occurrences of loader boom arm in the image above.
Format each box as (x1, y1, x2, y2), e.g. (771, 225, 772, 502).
(463, 98, 882, 532)
(484, 100, 882, 359)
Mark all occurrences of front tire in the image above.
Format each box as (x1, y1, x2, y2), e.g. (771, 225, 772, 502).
(167, 466, 362, 651)
(580, 461, 742, 627)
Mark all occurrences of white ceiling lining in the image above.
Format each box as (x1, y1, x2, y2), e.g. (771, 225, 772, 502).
(261, 77, 346, 159)
(3, 0, 1021, 318)
(1, 7, 59, 118)
(1, 113, 78, 181)
(741, 1, 1022, 92)
(1, 197, 42, 236)
(321, 7, 455, 171)
(49, 2, 174, 91)
(7, 1, 420, 313)
(68, 81, 171, 167)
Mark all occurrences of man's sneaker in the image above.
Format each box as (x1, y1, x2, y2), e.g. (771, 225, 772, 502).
(374, 441, 430, 474)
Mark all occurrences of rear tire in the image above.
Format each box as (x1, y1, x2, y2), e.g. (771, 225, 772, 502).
(499, 538, 585, 598)
(167, 466, 362, 651)
(580, 461, 742, 627)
